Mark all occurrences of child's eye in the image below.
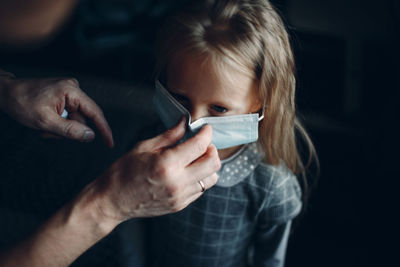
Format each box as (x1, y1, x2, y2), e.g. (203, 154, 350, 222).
(212, 105, 228, 113)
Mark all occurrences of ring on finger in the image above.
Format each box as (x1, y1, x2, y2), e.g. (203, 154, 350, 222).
(198, 180, 205, 192)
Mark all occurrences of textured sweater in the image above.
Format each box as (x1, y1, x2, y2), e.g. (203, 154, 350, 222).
(149, 142, 302, 267)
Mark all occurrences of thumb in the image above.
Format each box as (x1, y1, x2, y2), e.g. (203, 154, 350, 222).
(138, 117, 186, 152)
(46, 113, 95, 142)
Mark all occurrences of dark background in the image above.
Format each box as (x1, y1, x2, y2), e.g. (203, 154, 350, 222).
(1, 0, 399, 266)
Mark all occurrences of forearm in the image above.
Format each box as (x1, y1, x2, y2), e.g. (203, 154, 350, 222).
(0, 116, 219, 266)
(0, 181, 119, 267)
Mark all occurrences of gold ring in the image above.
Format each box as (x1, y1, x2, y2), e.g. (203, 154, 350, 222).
(199, 180, 205, 192)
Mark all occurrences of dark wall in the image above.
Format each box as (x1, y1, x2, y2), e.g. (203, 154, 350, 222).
(283, 1, 399, 266)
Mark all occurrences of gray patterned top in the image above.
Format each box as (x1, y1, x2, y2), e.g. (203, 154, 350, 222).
(149, 142, 302, 267)
(217, 142, 264, 187)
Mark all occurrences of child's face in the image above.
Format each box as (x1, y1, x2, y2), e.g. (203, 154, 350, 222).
(166, 52, 261, 158)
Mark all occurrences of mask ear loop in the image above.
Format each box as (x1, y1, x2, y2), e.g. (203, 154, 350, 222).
(258, 101, 266, 121)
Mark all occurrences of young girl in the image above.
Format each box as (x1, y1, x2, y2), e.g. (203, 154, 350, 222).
(149, 0, 316, 266)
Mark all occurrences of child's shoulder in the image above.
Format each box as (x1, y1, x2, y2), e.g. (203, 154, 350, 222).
(253, 160, 300, 193)
(249, 161, 302, 224)
(248, 160, 302, 203)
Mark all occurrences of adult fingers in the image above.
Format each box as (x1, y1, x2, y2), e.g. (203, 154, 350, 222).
(166, 124, 213, 167)
(136, 117, 186, 153)
(197, 173, 219, 192)
(68, 112, 87, 125)
(175, 173, 219, 211)
(43, 113, 96, 142)
(68, 91, 114, 148)
(183, 144, 221, 187)
(40, 111, 88, 140)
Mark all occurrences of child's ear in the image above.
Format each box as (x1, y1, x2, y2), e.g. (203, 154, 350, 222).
(250, 80, 263, 113)
(250, 98, 263, 113)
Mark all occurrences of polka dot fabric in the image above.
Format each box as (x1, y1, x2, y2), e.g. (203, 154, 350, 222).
(217, 143, 263, 187)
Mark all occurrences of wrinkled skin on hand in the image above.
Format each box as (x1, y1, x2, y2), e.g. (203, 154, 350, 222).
(92, 119, 221, 223)
(0, 74, 113, 147)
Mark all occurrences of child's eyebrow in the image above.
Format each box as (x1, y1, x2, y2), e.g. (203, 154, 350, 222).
(166, 86, 186, 97)
(211, 99, 241, 111)
(164, 84, 184, 95)
(170, 91, 189, 101)
(166, 84, 244, 111)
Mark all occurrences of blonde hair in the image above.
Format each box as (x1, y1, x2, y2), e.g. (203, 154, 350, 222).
(155, 0, 318, 198)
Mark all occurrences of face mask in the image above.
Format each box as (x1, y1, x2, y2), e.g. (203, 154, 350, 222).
(152, 80, 264, 149)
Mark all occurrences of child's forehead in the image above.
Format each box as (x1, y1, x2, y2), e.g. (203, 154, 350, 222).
(167, 51, 255, 85)
(166, 51, 260, 108)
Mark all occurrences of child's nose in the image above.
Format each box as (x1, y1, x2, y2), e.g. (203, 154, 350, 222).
(190, 107, 208, 121)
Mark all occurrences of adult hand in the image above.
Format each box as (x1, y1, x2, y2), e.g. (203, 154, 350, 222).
(0, 119, 220, 267)
(0, 71, 114, 147)
(91, 118, 221, 226)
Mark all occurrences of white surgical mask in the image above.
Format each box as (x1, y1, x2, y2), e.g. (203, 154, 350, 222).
(152, 80, 264, 149)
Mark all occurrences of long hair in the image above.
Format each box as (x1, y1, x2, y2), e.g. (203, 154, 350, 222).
(155, 0, 318, 203)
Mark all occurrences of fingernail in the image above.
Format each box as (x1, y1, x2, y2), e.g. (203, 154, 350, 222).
(83, 130, 95, 141)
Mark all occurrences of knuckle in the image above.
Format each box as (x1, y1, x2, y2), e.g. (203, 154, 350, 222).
(153, 161, 173, 181)
(170, 198, 184, 213)
(69, 91, 81, 103)
(165, 184, 179, 198)
(64, 78, 79, 87)
(134, 140, 146, 151)
(214, 157, 222, 171)
(35, 112, 50, 128)
(63, 122, 75, 138)
(209, 144, 218, 155)
(163, 129, 176, 143)
(160, 149, 174, 163)
(211, 173, 219, 185)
